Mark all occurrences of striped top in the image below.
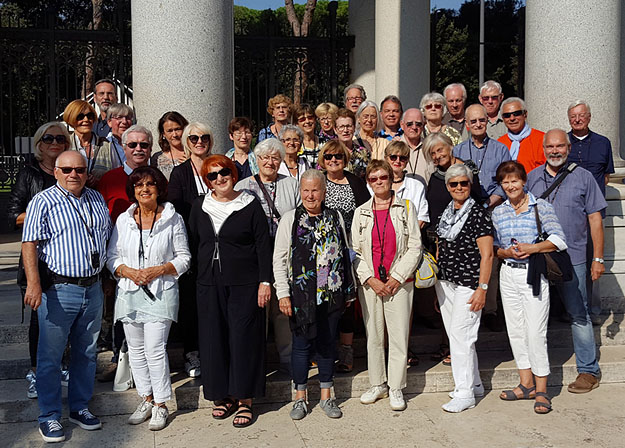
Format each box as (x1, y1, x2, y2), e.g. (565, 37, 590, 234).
(22, 184, 112, 277)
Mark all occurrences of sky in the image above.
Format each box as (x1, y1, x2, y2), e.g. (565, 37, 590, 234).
(234, 0, 464, 11)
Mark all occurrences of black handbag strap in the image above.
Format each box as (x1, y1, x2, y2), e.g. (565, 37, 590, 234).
(533, 206, 543, 238)
(539, 162, 578, 200)
(254, 174, 281, 220)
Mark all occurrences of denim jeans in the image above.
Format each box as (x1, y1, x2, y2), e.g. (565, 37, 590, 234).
(555, 263, 600, 375)
(37, 282, 103, 423)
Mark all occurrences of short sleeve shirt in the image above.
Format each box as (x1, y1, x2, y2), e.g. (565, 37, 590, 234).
(568, 130, 614, 197)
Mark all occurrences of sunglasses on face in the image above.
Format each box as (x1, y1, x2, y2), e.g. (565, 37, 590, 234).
(502, 109, 525, 119)
(323, 153, 345, 161)
(448, 180, 470, 188)
(368, 174, 390, 183)
(126, 141, 150, 149)
(404, 121, 423, 128)
(134, 181, 157, 188)
(188, 134, 211, 144)
(57, 166, 87, 174)
(76, 112, 96, 121)
(469, 118, 488, 125)
(297, 115, 315, 123)
(206, 167, 232, 181)
(389, 154, 409, 162)
(481, 95, 500, 102)
(424, 103, 443, 110)
(41, 134, 67, 144)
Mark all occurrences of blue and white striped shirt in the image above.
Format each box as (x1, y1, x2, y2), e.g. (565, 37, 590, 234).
(22, 184, 112, 277)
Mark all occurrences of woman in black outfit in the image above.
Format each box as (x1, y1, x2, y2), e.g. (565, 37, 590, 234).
(188, 154, 272, 428)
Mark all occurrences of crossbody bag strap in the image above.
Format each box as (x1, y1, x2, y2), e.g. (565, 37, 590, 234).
(533, 205, 543, 236)
(254, 174, 281, 220)
(539, 162, 578, 200)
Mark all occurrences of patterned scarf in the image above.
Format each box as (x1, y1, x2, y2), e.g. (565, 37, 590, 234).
(289, 205, 355, 337)
(437, 197, 475, 242)
(507, 123, 531, 161)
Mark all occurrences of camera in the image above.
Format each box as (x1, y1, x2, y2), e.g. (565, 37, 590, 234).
(91, 252, 100, 270)
(378, 264, 388, 283)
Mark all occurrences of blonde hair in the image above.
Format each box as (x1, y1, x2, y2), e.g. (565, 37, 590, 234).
(182, 122, 214, 158)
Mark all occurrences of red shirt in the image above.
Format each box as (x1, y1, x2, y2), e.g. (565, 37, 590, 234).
(371, 209, 396, 280)
(98, 166, 131, 223)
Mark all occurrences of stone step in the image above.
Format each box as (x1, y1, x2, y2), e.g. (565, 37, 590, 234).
(2, 345, 624, 423)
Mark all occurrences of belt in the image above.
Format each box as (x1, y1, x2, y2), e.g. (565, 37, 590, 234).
(503, 260, 527, 269)
(51, 272, 100, 287)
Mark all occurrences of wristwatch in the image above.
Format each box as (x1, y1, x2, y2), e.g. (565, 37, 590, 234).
(592, 258, 605, 264)
(479, 283, 489, 291)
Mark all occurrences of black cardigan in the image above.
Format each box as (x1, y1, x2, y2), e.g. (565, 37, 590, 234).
(344, 170, 371, 206)
(188, 196, 272, 286)
(7, 163, 52, 229)
(167, 159, 205, 223)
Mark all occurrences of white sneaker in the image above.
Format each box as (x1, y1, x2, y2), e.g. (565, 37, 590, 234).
(185, 351, 201, 378)
(360, 384, 389, 404)
(448, 383, 485, 399)
(389, 388, 406, 411)
(442, 397, 476, 413)
(128, 397, 153, 425)
(148, 405, 168, 431)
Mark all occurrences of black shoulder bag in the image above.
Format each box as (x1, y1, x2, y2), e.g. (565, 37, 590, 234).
(254, 175, 281, 220)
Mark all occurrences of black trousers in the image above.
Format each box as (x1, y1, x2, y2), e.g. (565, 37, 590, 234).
(197, 281, 266, 401)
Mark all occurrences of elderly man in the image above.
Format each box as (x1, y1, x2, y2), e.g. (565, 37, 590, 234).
(105, 103, 134, 170)
(478, 80, 507, 140)
(442, 83, 469, 141)
(22, 151, 111, 442)
(498, 97, 546, 174)
(92, 79, 118, 138)
(378, 95, 403, 140)
(527, 129, 605, 394)
(344, 84, 367, 113)
(400, 108, 432, 185)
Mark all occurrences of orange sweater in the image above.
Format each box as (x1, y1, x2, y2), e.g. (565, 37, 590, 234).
(498, 128, 546, 175)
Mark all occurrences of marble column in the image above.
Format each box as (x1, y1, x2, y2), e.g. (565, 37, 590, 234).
(525, 0, 622, 165)
(131, 0, 234, 153)
(348, 0, 376, 102)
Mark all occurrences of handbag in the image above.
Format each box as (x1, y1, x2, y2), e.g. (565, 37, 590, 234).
(402, 198, 439, 288)
(533, 206, 573, 283)
(113, 340, 134, 392)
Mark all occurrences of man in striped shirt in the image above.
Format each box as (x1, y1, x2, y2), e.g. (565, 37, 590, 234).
(22, 151, 111, 443)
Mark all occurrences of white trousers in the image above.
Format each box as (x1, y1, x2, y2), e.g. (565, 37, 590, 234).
(359, 282, 413, 390)
(123, 320, 173, 403)
(499, 264, 550, 377)
(435, 280, 482, 399)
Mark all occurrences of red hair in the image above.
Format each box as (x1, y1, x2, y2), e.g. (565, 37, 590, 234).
(201, 154, 238, 187)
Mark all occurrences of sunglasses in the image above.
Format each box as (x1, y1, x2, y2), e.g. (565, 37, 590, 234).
(389, 154, 409, 162)
(480, 95, 501, 101)
(41, 134, 67, 144)
(404, 121, 423, 128)
(76, 112, 96, 121)
(134, 181, 157, 188)
(206, 167, 232, 181)
(297, 115, 315, 123)
(469, 118, 488, 125)
(502, 110, 525, 119)
(323, 153, 345, 161)
(448, 180, 470, 188)
(188, 134, 211, 144)
(424, 103, 443, 110)
(126, 141, 150, 149)
(57, 166, 87, 174)
(368, 174, 390, 183)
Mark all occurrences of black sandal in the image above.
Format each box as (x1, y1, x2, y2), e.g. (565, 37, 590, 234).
(500, 383, 536, 401)
(534, 392, 552, 414)
(233, 404, 254, 428)
(212, 397, 238, 420)
(407, 350, 420, 366)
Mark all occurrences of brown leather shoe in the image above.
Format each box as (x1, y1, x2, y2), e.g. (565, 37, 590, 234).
(567, 373, 599, 393)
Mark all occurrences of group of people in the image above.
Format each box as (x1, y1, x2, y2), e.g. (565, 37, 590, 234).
(9, 77, 613, 443)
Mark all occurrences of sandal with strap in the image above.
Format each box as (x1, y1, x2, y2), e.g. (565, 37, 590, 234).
(500, 383, 536, 401)
(407, 350, 420, 367)
(534, 392, 552, 414)
(212, 397, 238, 420)
(233, 404, 254, 428)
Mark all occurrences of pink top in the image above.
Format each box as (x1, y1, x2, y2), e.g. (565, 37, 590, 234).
(371, 209, 397, 280)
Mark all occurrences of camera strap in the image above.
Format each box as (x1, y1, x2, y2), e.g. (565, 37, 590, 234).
(373, 192, 393, 275)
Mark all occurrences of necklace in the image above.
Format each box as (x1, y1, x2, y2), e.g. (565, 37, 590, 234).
(512, 194, 528, 211)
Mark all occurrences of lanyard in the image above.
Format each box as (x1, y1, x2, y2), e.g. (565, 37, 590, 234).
(56, 186, 96, 248)
(110, 138, 124, 166)
(284, 159, 302, 182)
(407, 147, 420, 176)
(190, 160, 207, 195)
(373, 193, 392, 266)
(137, 208, 157, 268)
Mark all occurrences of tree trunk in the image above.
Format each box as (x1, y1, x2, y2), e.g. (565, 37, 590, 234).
(284, 0, 316, 104)
(83, 0, 103, 99)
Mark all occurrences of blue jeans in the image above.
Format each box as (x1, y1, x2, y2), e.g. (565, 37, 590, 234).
(37, 282, 103, 423)
(555, 263, 600, 375)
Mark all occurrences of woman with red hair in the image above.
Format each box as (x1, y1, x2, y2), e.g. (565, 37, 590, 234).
(188, 155, 272, 428)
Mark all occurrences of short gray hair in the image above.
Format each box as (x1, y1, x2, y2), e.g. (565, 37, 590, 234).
(278, 124, 304, 141)
(254, 138, 286, 160)
(355, 100, 381, 134)
(501, 97, 526, 112)
(445, 163, 474, 184)
(343, 83, 367, 102)
(543, 128, 571, 147)
(422, 132, 453, 165)
(420, 92, 447, 114)
(106, 103, 134, 120)
(300, 168, 326, 192)
(479, 80, 502, 96)
(122, 125, 153, 146)
(567, 100, 591, 115)
(443, 83, 467, 102)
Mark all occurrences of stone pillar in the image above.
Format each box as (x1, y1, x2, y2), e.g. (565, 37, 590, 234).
(131, 0, 234, 153)
(349, 0, 376, 103)
(374, 0, 430, 107)
(525, 0, 622, 165)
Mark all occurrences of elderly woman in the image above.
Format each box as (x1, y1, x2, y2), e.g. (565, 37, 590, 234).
(420, 93, 462, 147)
(167, 121, 213, 379)
(105, 103, 134, 170)
(235, 138, 301, 373)
(225, 117, 257, 181)
(258, 94, 292, 142)
(278, 124, 311, 181)
(64, 99, 111, 187)
(318, 140, 369, 373)
(9, 121, 70, 399)
(334, 108, 370, 180)
(273, 169, 355, 420)
(492, 161, 566, 414)
(107, 166, 191, 430)
(315, 102, 339, 143)
(188, 155, 272, 428)
(435, 164, 493, 413)
(295, 104, 321, 166)
(151, 111, 189, 180)
(355, 100, 389, 160)
(352, 160, 421, 412)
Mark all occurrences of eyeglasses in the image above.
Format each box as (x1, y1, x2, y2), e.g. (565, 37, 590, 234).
(469, 118, 488, 125)
(41, 134, 67, 144)
(206, 167, 232, 181)
(368, 174, 390, 183)
(448, 180, 470, 188)
(404, 121, 423, 128)
(281, 138, 300, 144)
(569, 113, 590, 120)
(111, 115, 133, 121)
(134, 181, 157, 188)
(319, 117, 333, 123)
(188, 134, 210, 144)
(297, 115, 315, 123)
(389, 154, 409, 162)
(232, 130, 252, 138)
(346, 96, 363, 102)
(360, 114, 377, 121)
(424, 103, 443, 110)
(502, 110, 525, 119)
(336, 124, 354, 131)
(323, 153, 345, 161)
(480, 95, 501, 101)
(258, 155, 281, 162)
(76, 112, 96, 121)
(57, 166, 87, 174)
(126, 141, 150, 149)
